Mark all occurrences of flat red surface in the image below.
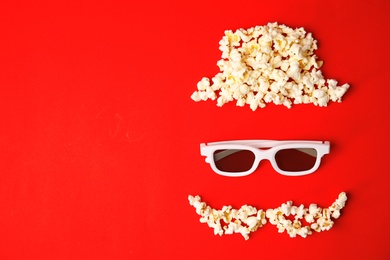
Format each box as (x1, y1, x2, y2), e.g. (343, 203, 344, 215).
(1, 0, 389, 259)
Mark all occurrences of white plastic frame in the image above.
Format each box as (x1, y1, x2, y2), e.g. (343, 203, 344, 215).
(200, 140, 330, 177)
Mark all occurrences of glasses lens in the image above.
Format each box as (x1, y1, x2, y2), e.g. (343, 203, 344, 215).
(213, 149, 256, 173)
(275, 148, 317, 172)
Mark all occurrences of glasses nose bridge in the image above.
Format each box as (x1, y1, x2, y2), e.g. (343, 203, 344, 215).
(253, 148, 274, 163)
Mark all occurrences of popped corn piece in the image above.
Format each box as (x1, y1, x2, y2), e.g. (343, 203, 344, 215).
(286, 59, 301, 81)
(316, 96, 330, 107)
(197, 77, 210, 91)
(217, 96, 227, 107)
(239, 84, 250, 95)
(249, 99, 259, 111)
(245, 91, 255, 104)
(246, 216, 260, 230)
(280, 201, 293, 216)
(221, 205, 233, 222)
(225, 30, 241, 46)
(335, 192, 348, 208)
(257, 210, 267, 226)
(317, 217, 334, 231)
(308, 203, 320, 215)
(292, 204, 306, 220)
(238, 226, 251, 240)
(265, 208, 278, 225)
(298, 226, 312, 238)
(198, 91, 208, 101)
(293, 95, 303, 105)
(236, 28, 252, 43)
(209, 221, 224, 236)
(280, 60, 290, 71)
(313, 89, 327, 99)
(191, 22, 350, 109)
(283, 98, 292, 109)
(188, 195, 205, 214)
(236, 97, 246, 107)
(263, 92, 274, 103)
(304, 213, 315, 223)
(273, 93, 286, 106)
(224, 221, 240, 235)
(311, 223, 321, 232)
(313, 88, 330, 107)
(331, 210, 341, 219)
(302, 95, 311, 104)
(211, 73, 224, 87)
(190, 91, 201, 102)
(205, 87, 217, 100)
(334, 84, 350, 101)
(322, 208, 331, 219)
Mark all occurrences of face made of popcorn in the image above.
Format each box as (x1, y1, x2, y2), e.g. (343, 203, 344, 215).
(189, 23, 350, 239)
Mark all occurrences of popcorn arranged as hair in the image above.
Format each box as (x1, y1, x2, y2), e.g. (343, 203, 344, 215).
(188, 192, 347, 239)
(191, 22, 350, 110)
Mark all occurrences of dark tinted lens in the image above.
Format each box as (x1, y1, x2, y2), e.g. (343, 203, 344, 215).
(275, 148, 317, 172)
(213, 149, 256, 172)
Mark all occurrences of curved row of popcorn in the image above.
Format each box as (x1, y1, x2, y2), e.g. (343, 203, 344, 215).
(191, 22, 350, 110)
(188, 192, 347, 239)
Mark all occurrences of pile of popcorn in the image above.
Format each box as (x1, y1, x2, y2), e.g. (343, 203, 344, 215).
(191, 22, 350, 110)
(188, 192, 347, 239)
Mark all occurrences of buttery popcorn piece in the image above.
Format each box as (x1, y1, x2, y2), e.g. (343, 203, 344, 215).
(191, 22, 350, 110)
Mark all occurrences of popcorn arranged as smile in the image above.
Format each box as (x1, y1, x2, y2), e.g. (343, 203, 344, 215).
(188, 195, 267, 240)
(266, 192, 348, 238)
(191, 22, 350, 110)
(188, 192, 347, 239)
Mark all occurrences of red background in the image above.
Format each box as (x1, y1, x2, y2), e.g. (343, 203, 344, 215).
(1, 0, 389, 259)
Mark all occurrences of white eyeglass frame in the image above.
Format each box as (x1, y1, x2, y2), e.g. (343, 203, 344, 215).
(200, 140, 330, 177)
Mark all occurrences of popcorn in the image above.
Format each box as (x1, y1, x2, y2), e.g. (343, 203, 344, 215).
(190, 91, 200, 102)
(191, 22, 350, 110)
(280, 201, 293, 216)
(196, 77, 210, 91)
(188, 195, 267, 240)
(266, 192, 348, 238)
(189, 192, 348, 239)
